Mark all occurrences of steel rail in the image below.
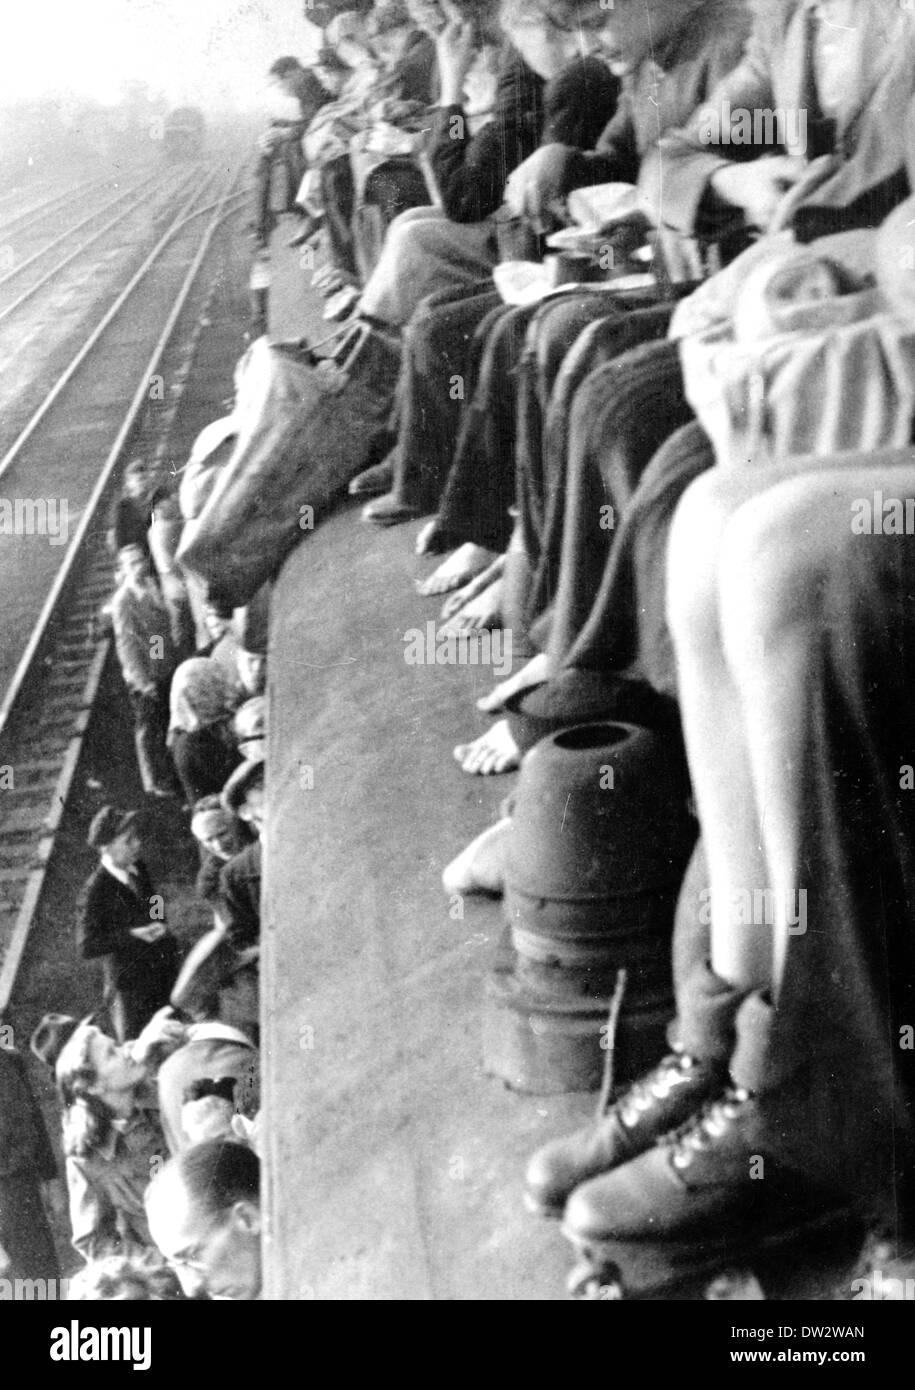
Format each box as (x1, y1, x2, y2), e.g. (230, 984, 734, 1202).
(0, 166, 246, 738)
(0, 168, 247, 1010)
(0, 173, 121, 239)
(0, 169, 197, 327)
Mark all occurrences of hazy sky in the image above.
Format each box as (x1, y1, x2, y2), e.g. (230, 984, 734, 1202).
(0, 0, 324, 110)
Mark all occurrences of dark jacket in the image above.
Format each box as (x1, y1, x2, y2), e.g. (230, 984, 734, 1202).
(76, 861, 178, 999)
(218, 841, 262, 948)
(170, 724, 242, 807)
(430, 50, 619, 224)
(553, 0, 751, 197)
(0, 1045, 57, 1182)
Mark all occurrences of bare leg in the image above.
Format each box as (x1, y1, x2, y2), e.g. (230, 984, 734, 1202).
(718, 458, 915, 993)
(668, 468, 775, 990)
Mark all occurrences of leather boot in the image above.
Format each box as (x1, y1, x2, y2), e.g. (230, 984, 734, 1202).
(524, 960, 742, 1217)
(562, 991, 837, 1245)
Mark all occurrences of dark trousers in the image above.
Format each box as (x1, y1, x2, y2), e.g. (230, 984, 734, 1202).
(790, 532, 915, 1219)
(320, 155, 358, 279)
(107, 933, 181, 1043)
(435, 303, 536, 553)
(129, 684, 179, 796)
(0, 1175, 60, 1283)
(253, 140, 303, 242)
(386, 284, 501, 513)
(514, 310, 680, 651)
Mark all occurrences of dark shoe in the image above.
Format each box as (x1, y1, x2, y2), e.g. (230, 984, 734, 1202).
(362, 492, 421, 526)
(525, 1053, 727, 1218)
(349, 459, 395, 498)
(561, 1087, 808, 1244)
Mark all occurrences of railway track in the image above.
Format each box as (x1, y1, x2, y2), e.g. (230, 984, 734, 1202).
(0, 174, 120, 240)
(0, 168, 194, 326)
(0, 158, 250, 1011)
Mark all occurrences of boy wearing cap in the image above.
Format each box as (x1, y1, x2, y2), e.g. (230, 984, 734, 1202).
(77, 808, 180, 1043)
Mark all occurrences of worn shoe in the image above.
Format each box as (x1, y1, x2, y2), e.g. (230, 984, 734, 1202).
(524, 1053, 727, 1218)
(561, 1087, 816, 1244)
(349, 459, 395, 498)
(362, 492, 421, 526)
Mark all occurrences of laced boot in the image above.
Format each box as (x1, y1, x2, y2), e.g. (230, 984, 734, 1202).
(524, 1052, 728, 1218)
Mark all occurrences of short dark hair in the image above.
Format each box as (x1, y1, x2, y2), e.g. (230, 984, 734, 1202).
(269, 56, 303, 80)
(178, 1139, 260, 1218)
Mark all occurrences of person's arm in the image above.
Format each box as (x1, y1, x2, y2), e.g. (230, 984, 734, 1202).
(533, 88, 641, 208)
(542, 56, 621, 153)
(430, 48, 544, 223)
(67, 1156, 116, 1263)
(650, 16, 784, 240)
(218, 851, 261, 948)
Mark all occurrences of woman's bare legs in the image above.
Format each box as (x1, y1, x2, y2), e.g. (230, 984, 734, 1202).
(718, 458, 915, 993)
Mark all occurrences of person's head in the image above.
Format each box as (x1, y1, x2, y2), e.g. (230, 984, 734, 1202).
(326, 11, 376, 71)
(191, 795, 241, 860)
(117, 543, 152, 589)
(222, 758, 266, 839)
(601, 0, 695, 72)
(87, 806, 141, 867)
(122, 457, 153, 501)
(169, 658, 237, 736)
(56, 1021, 146, 1153)
(67, 1254, 186, 1301)
(268, 55, 307, 101)
(236, 648, 266, 697)
(499, 0, 609, 78)
(369, 0, 415, 66)
(145, 1141, 262, 1300)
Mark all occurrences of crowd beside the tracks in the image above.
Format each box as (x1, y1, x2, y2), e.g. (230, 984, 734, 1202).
(4, 0, 915, 1300)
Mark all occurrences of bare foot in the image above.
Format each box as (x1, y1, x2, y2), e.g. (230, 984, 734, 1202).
(438, 579, 502, 637)
(453, 719, 520, 776)
(439, 553, 506, 620)
(442, 816, 511, 897)
(477, 651, 550, 714)
(417, 543, 498, 597)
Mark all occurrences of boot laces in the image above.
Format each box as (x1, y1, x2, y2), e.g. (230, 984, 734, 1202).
(617, 1054, 697, 1128)
(669, 1088, 750, 1169)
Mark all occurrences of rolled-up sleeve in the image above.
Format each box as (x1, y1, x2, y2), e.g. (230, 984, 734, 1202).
(66, 1156, 114, 1262)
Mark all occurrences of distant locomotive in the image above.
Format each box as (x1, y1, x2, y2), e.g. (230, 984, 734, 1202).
(163, 107, 206, 160)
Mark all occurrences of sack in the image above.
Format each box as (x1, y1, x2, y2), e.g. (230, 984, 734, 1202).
(676, 240, 915, 467)
(177, 324, 400, 610)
